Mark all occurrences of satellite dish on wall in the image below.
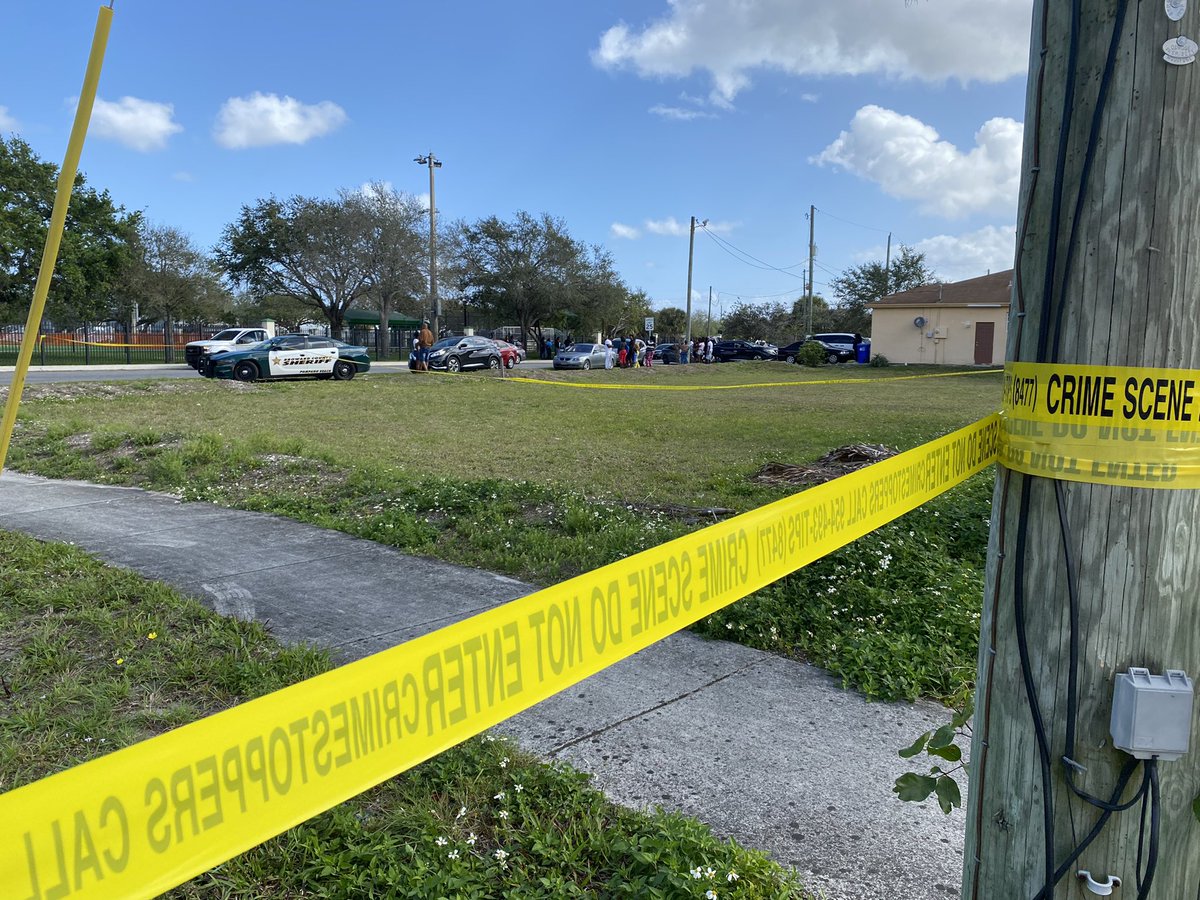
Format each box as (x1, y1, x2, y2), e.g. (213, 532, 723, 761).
(913, 316, 927, 328)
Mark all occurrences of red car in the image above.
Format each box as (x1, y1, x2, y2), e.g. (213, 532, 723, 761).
(491, 339, 526, 369)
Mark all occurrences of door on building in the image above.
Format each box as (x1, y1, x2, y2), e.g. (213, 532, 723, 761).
(974, 321, 995, 365)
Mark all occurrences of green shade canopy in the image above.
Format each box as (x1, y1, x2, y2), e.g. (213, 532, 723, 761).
(343, 309, 423, 328)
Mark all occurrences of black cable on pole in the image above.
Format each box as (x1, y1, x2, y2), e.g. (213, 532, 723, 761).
(1135, 759, 1161, 900)
(1013, 477, 1057, 896)
(1035, 0, 1082, 364)
(1030, 758, 1147, 900)
(1051, 0, 1131, 361)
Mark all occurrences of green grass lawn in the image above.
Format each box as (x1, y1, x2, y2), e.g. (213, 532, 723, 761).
(7, 362, 1002, 702)
(0, 530, 808, 899)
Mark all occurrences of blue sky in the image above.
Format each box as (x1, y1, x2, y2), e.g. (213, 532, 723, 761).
(1, 0, 1033, 314)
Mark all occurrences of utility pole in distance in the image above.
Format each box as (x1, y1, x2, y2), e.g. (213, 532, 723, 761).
(962, 2, 1200, 897)
(684, 216, 706, 359)
(414, 152, 442, 336)
(806, 205, 815, 336)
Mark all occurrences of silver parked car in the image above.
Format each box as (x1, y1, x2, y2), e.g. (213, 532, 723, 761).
(552, 342, 609, 370)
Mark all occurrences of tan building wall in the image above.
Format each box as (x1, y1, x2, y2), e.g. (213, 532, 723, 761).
(868, 305, 1009, 365)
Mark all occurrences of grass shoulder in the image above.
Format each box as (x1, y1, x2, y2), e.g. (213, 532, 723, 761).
(7, 368, 1000, 702)
(1, 530, 810, 899)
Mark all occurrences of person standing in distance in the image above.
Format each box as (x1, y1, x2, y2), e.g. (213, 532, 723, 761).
(417, 320, 434, 372)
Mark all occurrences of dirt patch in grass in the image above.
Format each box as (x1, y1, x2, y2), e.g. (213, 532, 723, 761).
(752, 443, 898, 486)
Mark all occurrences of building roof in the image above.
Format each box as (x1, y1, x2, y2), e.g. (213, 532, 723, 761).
(867, 269, 1013, 308)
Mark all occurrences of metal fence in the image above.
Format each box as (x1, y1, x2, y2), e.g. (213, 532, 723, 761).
(0, 325, 222, 366)
(0, 324, 537, 366)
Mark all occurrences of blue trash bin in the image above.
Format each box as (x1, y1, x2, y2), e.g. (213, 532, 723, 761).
(855, 343, 870, 364)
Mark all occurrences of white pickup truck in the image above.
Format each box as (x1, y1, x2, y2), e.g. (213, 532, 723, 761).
(185, 327, 269, 370)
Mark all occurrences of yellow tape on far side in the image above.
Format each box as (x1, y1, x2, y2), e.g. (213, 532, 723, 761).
(504, 368, 1002, 391)
(0, 415, 1001, 900)
(1002, 361, 1200, 488)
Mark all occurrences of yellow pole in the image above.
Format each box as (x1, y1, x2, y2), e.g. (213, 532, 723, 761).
(0, 5, 113, 473)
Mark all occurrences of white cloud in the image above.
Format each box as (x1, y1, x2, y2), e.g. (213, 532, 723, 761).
(214, 92, 347, 149)
(595, 0, 1032, 104)
(90, 96, 182, 151)
(611, 222, 641, 239)
(649, 104, 715, 121)
(813, 105, 1023, 218)
(914, 224, 1017, 283)
(172, 171, 194, 182)
(644, 216, 736, 237)
(645, 216, 690, 236)
(800, 92, 819, 103)
(0, 106, 18, 132)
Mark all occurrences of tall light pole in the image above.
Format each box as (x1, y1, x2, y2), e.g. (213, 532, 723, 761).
(684, 216, 706, 360)
(414, 152, 442, 336)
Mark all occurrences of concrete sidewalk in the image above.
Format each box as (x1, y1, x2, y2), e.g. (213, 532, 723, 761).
(0, 471, 966, 899)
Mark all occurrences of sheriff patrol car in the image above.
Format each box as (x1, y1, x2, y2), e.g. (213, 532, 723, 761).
(201, 334, 370, 382)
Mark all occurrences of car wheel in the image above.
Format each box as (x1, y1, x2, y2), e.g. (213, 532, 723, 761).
(488, 356, 501, 370)
(446, 356, 462, 373)
(785, 355, 796, 364)
(505, 356, 514, 369)
(582, 359, 591, 370)
(333, 360, 355, 381)
(233, 361, 258, 382)
(826, 352, 840, 365)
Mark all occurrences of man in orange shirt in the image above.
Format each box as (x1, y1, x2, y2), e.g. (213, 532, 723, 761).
(416, 320, 434, 371)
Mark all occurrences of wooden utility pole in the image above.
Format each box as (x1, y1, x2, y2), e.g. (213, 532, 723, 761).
(963, 2, 1200, 897)
(806, 205, 815, 336)
(685, 215, 697, 357)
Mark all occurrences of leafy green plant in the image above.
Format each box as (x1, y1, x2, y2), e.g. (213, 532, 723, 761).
(868, 354, 890, 367)
(894, 700, 972, 814)
(795, 342, 827, 367)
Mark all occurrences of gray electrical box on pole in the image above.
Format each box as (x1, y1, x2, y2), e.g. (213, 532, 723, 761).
(963, 2, 1200, 897)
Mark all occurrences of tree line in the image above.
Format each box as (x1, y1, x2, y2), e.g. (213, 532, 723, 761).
(1, 134, 933, 348)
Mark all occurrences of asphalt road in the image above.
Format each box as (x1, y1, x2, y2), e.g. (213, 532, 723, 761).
(0, 359, 555, 386)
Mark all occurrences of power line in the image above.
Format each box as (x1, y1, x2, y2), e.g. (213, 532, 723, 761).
(699, 228, 806, 279)
(813, 206, 895, 237)
(706, 228, 809, 271)
(715, 287, 805, 301)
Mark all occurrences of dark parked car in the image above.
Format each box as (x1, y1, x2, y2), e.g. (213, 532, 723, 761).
(805, 333, 869, 364)
(201, 333, 369, 382)
(425, 335, 502, 372)
(651, 343, 680, 364)
(713, 340, 778, 362)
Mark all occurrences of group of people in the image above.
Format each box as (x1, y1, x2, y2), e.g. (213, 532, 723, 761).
(688, 337, 716, 364)
(603, 336, 651, 369)
(541, 336, 575, 359)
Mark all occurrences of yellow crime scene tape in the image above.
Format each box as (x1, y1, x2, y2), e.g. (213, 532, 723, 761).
(0, 414, 1001, 899)
(1002, 361, 1200, 488)
(37, 337, 193, 350)
(504, 368, 1003, 391)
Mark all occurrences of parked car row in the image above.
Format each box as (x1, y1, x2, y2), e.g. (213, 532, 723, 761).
(544, 335, 872, 371)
